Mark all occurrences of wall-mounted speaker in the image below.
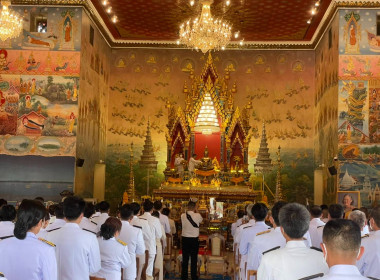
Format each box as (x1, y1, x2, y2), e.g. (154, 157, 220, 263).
(76, 158, 85, 167)
(328, 166, 337, 175)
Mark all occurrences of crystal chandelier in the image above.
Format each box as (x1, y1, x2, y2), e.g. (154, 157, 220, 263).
(179, 0, 233, 53)
(194, 92, 220, 134)
(0, 0, 23, 41)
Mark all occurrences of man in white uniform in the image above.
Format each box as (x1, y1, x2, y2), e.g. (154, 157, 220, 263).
(47, 196, 101, 280)
(309, 205, 326, 248)
(188, 154, 201, 177)
(119, 204, 146, 280)
(79, 202, 98, 234)
(91, 201, 110, 232)
(46, 203, 66, 233)
(154, 200, 171, 235)
(318, 219, 370, 280)
(231, 210, 245, 238)
(234, 204, 254, 245)
(181, 200, 203, 280)
(140, 200, 162, 280)
(258, 203, 328, 280)
(0, 205, 16, 240)
(357, 205, 380, 279)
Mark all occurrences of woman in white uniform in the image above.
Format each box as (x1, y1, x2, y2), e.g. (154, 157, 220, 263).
(93, 217, 132, 280)
(0, 199, 57, 280)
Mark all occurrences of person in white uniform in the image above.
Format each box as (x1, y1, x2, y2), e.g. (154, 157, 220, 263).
(91, 201, 110, 232)
(231, 210, 245, 238)
(0, 205, 16, 240)
(317, 219, 371, 280)
(349, 210, 368, 237)
(314, 204, 344, 249)
(140, 200, 162, 280)
(46, 203, 66, 233)
(240, 203, 271, 280)
(47, 196, 101, 280)
(154, 200, 171, 235)
(130, 202, 155, 280)
(258, 203, 328, 280)
(93, 217, 132, 280)
(234, 204, 254, 245)
(247, 201, 288, 271)
(152, 210, 166, 280)
(79, 202, 98, 234)
(181, 200, 203, 280)
(0, 199, 57, 279)
(119, 204, 146, 280)
(309, 205, 326, 248)
(357, 205, 380, 279)
(188, 154, 202, 177)
(162, 207, 176, 235)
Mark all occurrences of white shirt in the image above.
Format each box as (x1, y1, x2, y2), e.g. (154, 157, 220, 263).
(357, 230, 380, 278)
(314, 224, 324, 249)
(93, 237, 131, 280)
(46, 218, 66, 233)
(231, 218, 243, 237)
(257, 240, 329, 280)
(235, 219, 255, 244)
(247, 227, 286, 270)
(181, 211, 203, 238)
(169, 218, 176, 234)
(175, 157, 185, 172)
(79, 217, 98, 234)
(240, 221, 271, 256)
(47, 222, 101, 280)
(188, 157, 201, 172)
(92, 213, 110, 232)
(0, 232, 57, 280)
(119, 221, 145, 280)
(0, 221, 14, 239)
(321, 265, 371, 279)
(140, 212, 163, 240)
(159, 212, 171, 234)
(309, 218, 325, 248)
(130, 215, 155, 254)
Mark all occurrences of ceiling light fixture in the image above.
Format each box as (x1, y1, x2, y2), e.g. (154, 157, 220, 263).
(179, 0, 236, 53)
(106, 7, 112, 13)
(0, 0, 23, 41)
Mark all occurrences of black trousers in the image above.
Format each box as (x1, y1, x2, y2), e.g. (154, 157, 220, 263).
(181, 236, 199, 280)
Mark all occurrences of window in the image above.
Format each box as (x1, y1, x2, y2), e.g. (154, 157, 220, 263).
(30, 12, 48, 33)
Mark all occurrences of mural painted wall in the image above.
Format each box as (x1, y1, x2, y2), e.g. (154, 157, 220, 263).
(338, 9, 380, 208)
(106, 49, 316, 205)
(314, 14, 340, 205)
(0, 7, 82, 201)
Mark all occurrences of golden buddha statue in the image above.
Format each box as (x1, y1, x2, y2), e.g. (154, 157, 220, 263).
(200, 146, 214, 171)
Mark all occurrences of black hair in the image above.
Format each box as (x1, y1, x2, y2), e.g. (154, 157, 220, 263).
(34, 197, 45, 204)
(237, 209, 245, 219)
(130, 202, 141, 215)
(100, 217, 122, 240)
(44, 210, 50, 221)
(152, 210, 160, 218)
(251, 203, 268, 221)
(188, 201, 196, 210)
(14, 200, 46, 240)
(162, 207, 170, 216)
(271, 201, 288, 226)
(323, 219, 361, 254)
(84, 202, 95, 219)
(143, 200, 154, 212)
(279, 203, 310, 239)
(0, 199, 7, 208)
(320, 204, 328, 211)
(63, 196, 85, 221)
(120, 204, 134, 221)
(0, 205, 16, 221)
(94, 203, 100, 212)
(48, 204, 56, 216)
(370, 206, 380, 228)
(310, 205, 323, 218)
(328, 204, 344, 219)
(54, 203, 65, 219)
(153, 200, 163, 211)
(98, 201, 110, 212)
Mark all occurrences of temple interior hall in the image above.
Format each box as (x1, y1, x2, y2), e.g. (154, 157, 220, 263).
(0, 0, 379, 278)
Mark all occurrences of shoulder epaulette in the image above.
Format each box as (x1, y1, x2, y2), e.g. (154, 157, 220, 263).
(243, 225, 252, 229)
(298, 273, 324, 280)
(0, 235, 13, 240)
(38, 238, 56, 247)
(317, 225, 324, 229)
(362, 234, 369, 238)
(367, 277, 380, 280)
(91, 221, 97, 225)
(139, 217, 147, 220)
(83, 228, 97, 234)
(47, 227, 61, 232)
(257, 229, 271, 236)
(262, 246, 280, 255)
(310, 246, 322, 252)
(133, 225, 142, 229)
(117, 239, 127, 246)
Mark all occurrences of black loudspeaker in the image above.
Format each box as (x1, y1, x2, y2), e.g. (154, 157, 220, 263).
(76, 158, 85, 167)
(328, 166, 337, 175)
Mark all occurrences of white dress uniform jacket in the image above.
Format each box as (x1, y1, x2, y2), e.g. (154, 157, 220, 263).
(357, 230, 380, 278)
(92, 213, 110, 232)
(234, 219, 255, 245)
(130, 215, 155, 253)
(159, 212, 171, 234)
(119, 220, 145, 280)
(257, 240, 329, 280)
(247, 227, 286, 270)
(45, 218, 66, 232)
(231, 218, 243, 237)
(181, 211, 203, 237)
(320, 265, 371, 279)
(93, 237, 132, 280)
(79, 217, 98, 234)
(140, 212, 163, 240)
(0, 232, 57, 280)
(309, 218, 325, 248)
(0, 221, 14, 240)
(47, 222, 101, 280)
(314, 224, 324, 249)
